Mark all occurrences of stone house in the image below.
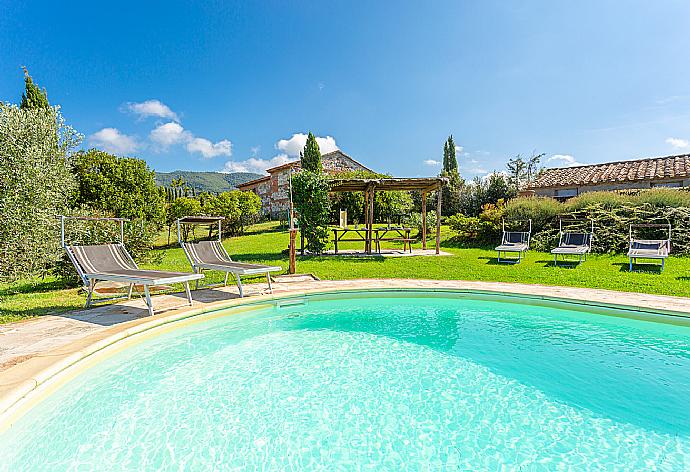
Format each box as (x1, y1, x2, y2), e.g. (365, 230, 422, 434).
(237, 150, 372, 217)
(528, 154, 690, 200)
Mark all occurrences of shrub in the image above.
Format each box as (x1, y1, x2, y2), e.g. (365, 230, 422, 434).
(565, 191, 631, 211)
(0, 104, 80, 280)
(448, 201, 505, 246)
(203, 191, 261, 236)
(504, 196, 562, 233)
(405, 210, 438, 238)
(634, 188, 690, 208)
(292, 170, 331, 254)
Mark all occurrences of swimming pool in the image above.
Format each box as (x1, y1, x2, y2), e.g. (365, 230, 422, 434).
(1, 291, 689, 469)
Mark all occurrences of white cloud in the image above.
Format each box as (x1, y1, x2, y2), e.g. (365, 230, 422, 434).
(149, 122, 191, 148)
(126, 99, 179, 121)
(276, 133, 338, 157)
(455, 145, 464, 153)
(666, 137, 689, 149)
(424, 159, 440, 166)
(547, 154, 582, 167)
(89, 128, 139, 155)
(222, 154, 291, 174)
(187, 138, 233, 159)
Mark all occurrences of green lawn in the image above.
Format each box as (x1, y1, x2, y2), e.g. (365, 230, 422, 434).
(1, 221, 688, 324)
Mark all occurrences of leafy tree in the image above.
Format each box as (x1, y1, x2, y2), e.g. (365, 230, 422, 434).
(526, 151, 545, 186)
(203, 190, 261, 236)
(442, 135, 458, 173)
(292, 171, 330, 253)
(73, 149, 165, 223)
(165, 197, 202, 243)
(0, 104, 80, 279)
(20, 67, 50, 110)
(507, 154, 527, 190)
(301, 132, 322, 172)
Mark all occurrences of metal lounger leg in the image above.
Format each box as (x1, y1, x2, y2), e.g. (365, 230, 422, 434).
(195, 269, 201, 290)
(184, 281, 193, 306)
(266, 272, 273, 293)
(127, 283, 134, 299)
(224, 272, 229, 286)
(143, 285, 154, 317)
(235, 273, 244, 297)
(86, 279, 96, 307)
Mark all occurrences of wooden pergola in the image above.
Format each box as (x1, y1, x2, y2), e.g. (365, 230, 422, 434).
(329, 177, 448, 254)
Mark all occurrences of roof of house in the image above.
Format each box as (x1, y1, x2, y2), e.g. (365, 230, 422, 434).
(237, 175, 270, 189)
(530, 154, 690, 189)
(264, 150, 372, 174)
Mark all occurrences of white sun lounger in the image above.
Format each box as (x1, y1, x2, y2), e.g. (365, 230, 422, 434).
(61, 216, 203, 316)
(628, 224, 671, 271)
(551, 219, 593, 266)
(495, 219, 531, 263)
(177, 217, 282, 297)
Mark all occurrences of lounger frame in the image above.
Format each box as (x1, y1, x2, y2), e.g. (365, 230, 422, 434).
(495, 219, 531, 263)
(551, 219, 594, 266)
(177, 217, 282, 297)
(627, 223, 671, 272)
(61, 216, 203, 316)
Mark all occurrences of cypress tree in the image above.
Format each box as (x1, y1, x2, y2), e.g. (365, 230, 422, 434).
(20, 67, 50, 110)
(301, 132, 322, 172)
(442, 135, 458, 173)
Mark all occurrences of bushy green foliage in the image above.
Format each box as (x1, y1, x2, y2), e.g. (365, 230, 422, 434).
(448, 201, 505, 245)
(458, 174, 516, 216)
(20, 67, 50, 110)
(165, 197, 202, 242)
(504, 196, 563, 233)
(0, 104, 80, 280)
(292, 170, 331, 254)
(405, 210, 438, 238)
(565, 191, 630, 211)
(301, 132, 322, 172)
(203, 191, 261, 235)
(73, 149, 165, 222)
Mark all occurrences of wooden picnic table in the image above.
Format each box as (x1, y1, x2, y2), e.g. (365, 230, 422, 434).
(332, 226, 413, 254)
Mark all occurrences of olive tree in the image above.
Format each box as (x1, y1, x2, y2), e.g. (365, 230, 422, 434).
(0, 104, 81, 280)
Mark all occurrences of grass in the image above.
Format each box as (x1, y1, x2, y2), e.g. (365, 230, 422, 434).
(2, 221, 689, 324)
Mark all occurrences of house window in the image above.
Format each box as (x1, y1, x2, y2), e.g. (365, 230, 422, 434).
(555, 188, 578, 198)
(651, 181, 683, 188)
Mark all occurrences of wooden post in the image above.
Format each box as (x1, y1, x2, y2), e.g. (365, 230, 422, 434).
(368, 186, 375, 254)
(421, 191, 427, 250)
(363, 190, 369, 253)
(435, 188, 442, 254)
(289, 229, 297, 274)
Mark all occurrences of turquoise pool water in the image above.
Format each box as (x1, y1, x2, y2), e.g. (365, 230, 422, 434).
(1, 293, 690, 470)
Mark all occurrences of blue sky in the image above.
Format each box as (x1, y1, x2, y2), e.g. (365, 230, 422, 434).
(2, 1, 690, 178)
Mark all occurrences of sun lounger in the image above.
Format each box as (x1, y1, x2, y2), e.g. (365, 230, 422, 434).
(66, 243, 203, 316)
(61, 216, 203, 316)
(495, 219, 531, 263)
(551, 219, 593, 266)
(628, 224, 671, 271)
(177, 217, 282, 297)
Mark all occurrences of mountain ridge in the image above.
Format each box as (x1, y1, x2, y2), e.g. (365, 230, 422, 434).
(155, 170, 263, 194)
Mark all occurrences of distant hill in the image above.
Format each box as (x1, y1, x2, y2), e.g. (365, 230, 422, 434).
(155, 171, 263, 194)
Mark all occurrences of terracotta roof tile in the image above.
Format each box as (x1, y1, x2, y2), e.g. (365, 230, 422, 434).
(530, 154, 690, 189)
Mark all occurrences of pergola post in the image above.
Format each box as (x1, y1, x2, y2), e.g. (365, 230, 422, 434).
(421, 191, 427, 250)
(367, 184, 375, 254)
(435, 188, 442, 255)
(363, 189, 370, 253)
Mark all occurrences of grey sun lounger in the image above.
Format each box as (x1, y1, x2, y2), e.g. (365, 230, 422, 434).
(65, 243, 204, 316)
(495, 219, 531, 263)
(551, 220, 594, 266)
(180, 240, 282, 297)
(627, 223, 671, 271)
